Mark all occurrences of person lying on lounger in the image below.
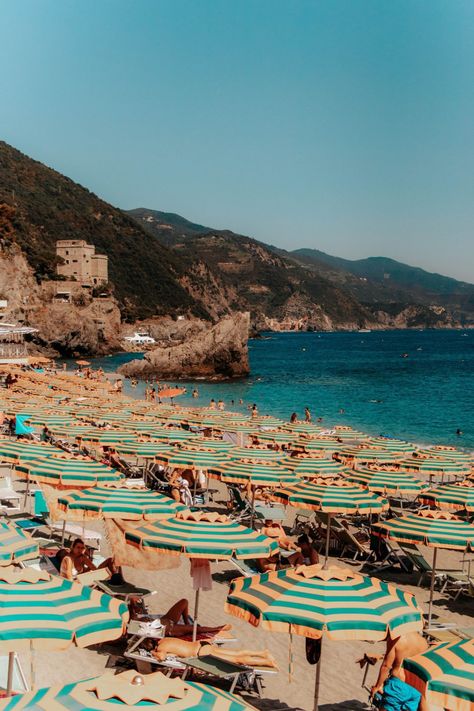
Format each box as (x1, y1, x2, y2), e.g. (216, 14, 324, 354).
(152, 637, 278, 668)
(129, 596, 231, 638)
(257, 520, 304, 572)
(59, 538, 123, 584)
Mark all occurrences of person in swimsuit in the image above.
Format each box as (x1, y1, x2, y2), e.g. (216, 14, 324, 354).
(257, 520, 304, 572)
(153, 637, 277, 668)
(129, 596, 231, 638)
(370, 630, 428, 711)
(59, 538, 123, 583)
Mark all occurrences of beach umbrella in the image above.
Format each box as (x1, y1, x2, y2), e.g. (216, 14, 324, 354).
(229, 446, 287, 462)
(180, 437, 235, 452)
(158, 387, 186, 399)
(75, 360, 90, 366)
(0, 520, 38, 566)
(363, 436, 417, 453)
(0, 567, 128, 695)
(399, 456, 471, 481)
(345, 466, 424, 496)
(419, 480, 474, 513)
(126, 509, 278, 639)
(403, 638, 474, 711)
(0, 440, 62, 464)
(256, 430, 296, 447)
(286, 457, 348, 479)
(293, 438, 342, 455)
(115, 441, 170, 459)
(18, 456, 122, 489)
(155, 448, 229, 471)
(418, 446, 472, 464)
(372, 510, 474, 626)
(274, 480, 388, 564)
(337, 446, 402, 466)
(0, 669, 259, 710)
(225, 563, 423, 711)
(57, 484, 186, 521)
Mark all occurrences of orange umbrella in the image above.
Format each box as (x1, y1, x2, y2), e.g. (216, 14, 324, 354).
(75, 360, 90, 366)
(158, 388, 186, 398)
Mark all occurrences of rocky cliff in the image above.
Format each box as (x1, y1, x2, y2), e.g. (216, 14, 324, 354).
(119, 313, 250, 380)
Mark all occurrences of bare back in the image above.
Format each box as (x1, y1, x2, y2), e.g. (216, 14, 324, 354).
(392, 632, 428, 679)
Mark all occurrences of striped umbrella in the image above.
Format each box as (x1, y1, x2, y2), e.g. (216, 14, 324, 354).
(418, 446, 472, 464)
(293, 438, 342, 455)
(126, 509, 278, 640)
(256, 430, 296, 447)
(420, 481, 474, 513)
(372, 510, 474, 626)
(0, 441, 62, 464)
(399, 456, 471, 480)
(155, 448, 229, 471)
(18, 457, 122, 489)
(403, 638, 474, 711)
(337, 446, 402, 465)
(0, 521, 38, 567)
(345, 466, 424, 496)
(0, 669, 259, 710)
(274, 480, 388, 564)
(115, 441, 170, 459)
(57, 484, 186, 521)
(225, 563, 423, 711)
(210, 460, 298, 488)
(180, 438, 235, 452)
(362, 437, 417, 453)
(229, 447, 287, 462)
(0, 567, 128, 695)
(286, 458, 348, 479)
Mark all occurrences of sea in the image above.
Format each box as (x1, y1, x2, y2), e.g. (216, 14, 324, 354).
(68, 330, 474, 450)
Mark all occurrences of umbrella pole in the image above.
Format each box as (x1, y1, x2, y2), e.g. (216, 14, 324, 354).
(324, 514, 331, 568)
(192, 588, 200, 642)
(30, 640, 35, 689)
(427, 548, 438, 628)
(6, 652, 14, 696)
(60, 519, 66, 546)
(250, 486, 256, 529)
(313, 637, 323, 711)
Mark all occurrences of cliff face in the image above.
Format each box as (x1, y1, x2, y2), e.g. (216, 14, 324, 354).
(119, 312, 250, 380)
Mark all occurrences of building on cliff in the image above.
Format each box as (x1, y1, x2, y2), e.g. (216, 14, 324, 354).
(56, 240, 108, 286)
(0, 323, 38, 364)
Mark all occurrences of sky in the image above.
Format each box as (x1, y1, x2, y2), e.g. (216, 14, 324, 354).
(1, 0, 473, 282)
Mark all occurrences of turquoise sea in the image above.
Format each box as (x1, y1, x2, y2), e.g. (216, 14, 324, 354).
(76, 330, 473, 450)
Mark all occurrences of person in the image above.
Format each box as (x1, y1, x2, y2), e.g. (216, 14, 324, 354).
(209, 398, 216, 410)
(369, 630, 428, 710)
(297, 534, 319, 565)
(217, 399, 224, 411)
(41, 425, 53, 443)
(456, 428, 463, 436)
(290, 412, 298, 423)
(192, 388, 199, 398)
(153, 637, 277, 668)
(304, 407, 311, 422)
(129, 596, 230, 638)
(59, 538, 123, 583)
(258, 520, 304, 571)
(251, 403, 258, 419)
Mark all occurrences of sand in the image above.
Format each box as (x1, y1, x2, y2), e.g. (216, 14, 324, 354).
(7, 473, 473, 711)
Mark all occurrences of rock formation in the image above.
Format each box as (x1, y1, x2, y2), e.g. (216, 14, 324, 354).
(119, 312, 250, 380)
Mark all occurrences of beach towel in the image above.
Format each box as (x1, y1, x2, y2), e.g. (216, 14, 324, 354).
(381, 677, 421, 711)
(14, 414, 34, 436)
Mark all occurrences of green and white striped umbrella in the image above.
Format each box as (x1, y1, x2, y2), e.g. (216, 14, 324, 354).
(226, 563, 423, 711)
(345, 466, 424, 496)
(418, 446, 472, 464)
(115, 441, 170, 459)
(0, 441, 62, 464)
(18, 456, 122, 488)
(399, 457, 471, 478)
(372, 510, 474, 625)
(125, 510, 279, 560)
(293, 438, 342, 454)
(210, 460, 299, 487)
(337, 446, 402, 464)
(286, 458, 348, 479)
(229, 447, 287, 462)
(0, 567, 128, 652)
(274, 480, 388, 515)
(0, 669, 259, 710)
(403, 638, 474, 711)
(362, 437, 416, 453)
(155, 448, 229, 470)
(0, 520, 38, 567)
(255, 431, 296, 447)
(180, 437, 235, 452)
(419, 481, 474, 512)
(57, 484, 186, 521)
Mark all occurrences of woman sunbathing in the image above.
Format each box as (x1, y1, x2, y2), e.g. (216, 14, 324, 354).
(153, 637, 277, 668)
(129, 596, 231, 638)
(257, 520, 304, 572)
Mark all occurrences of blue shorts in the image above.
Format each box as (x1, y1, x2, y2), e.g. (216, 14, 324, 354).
(381, 677, 421, 711)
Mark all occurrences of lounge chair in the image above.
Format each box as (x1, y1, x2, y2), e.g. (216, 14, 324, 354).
(0, 651, 28, 695)
(96, 578, 153, 601)
(227, 486, 285, 524)
(398, 543, 459, 587)
(314, 512, 374, 561)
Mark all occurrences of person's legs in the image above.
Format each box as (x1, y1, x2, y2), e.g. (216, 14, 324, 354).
(200, 645, 277, 668)
(164, 598, 190, 625)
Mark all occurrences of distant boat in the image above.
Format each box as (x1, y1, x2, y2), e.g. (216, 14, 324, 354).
(123, 332, 156, 345)
(358, 328, 371, 333)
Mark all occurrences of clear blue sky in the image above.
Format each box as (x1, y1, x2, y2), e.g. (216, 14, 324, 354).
(1, 0, 473, 282)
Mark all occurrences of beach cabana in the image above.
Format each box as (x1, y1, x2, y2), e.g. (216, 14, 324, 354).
(125, 509, 278, 639)
(403, 638, 474, 711)
(0, 669, 259, 710)
(226, 563, 423, 711)
(373, 510, 474, 626)
(273, 480, 388, 563)
(0, 567, 128, 695)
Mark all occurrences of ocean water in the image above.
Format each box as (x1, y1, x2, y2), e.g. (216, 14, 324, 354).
(78, 330, 473, 449)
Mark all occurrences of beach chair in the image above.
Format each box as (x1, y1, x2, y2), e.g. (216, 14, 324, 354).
(227, 486, 285, 524)
(181, 654, 277, 697)
(364, 539, 413, 575)
(0, 652, 28, 695)
(398, 543, 457, 587)
(96, 578, 153, 602)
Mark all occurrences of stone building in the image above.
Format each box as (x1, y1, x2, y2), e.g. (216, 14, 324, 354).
(56, 240, 108, 286)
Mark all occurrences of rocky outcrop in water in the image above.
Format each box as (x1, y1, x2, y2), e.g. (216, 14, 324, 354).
(119, 312, 250, 380)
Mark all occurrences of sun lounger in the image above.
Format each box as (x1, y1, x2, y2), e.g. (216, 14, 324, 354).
(227, 485, 285, 524)
(398, 543, 458, 587)
(96, 579, 153, 601)
(0, 652, 28, 695)
(182, 654, 277, 696)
